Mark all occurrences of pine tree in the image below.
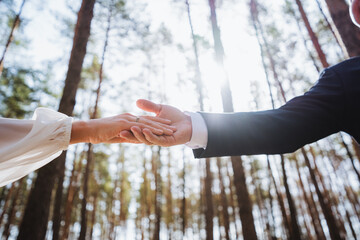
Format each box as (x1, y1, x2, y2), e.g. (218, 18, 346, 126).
(17, 1, 96, 239)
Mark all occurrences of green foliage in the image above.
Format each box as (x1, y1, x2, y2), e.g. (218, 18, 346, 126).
(0, 67, 52, 118)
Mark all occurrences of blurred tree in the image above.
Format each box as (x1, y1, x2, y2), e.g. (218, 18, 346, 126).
(1, 178, 24, 240)
(61, 150, 83, 240)
(0, 0, 26, 77)
(216, 158, 230, 240)
(208, 1, 258, 239)
(17, 0, 96, 239)
(152, 147, 162, 240)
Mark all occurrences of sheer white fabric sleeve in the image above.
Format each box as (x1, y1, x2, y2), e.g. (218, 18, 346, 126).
(185, 112, 208, 149)
(0, 108, 72, 187)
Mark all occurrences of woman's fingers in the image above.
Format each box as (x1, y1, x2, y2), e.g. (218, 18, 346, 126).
(138, 119, 175, 135)
(107, 136, 141, 144)
(119, 130, 139, 142)
(131, 126, 153, 145)
(142, 116, 177, 131)
(143, 128, 170, 147)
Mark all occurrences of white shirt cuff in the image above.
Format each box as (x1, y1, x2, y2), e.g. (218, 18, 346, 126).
(184, 112, 208, 149)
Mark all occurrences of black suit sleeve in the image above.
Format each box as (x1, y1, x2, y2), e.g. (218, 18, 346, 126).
(193, 67, 347, 158)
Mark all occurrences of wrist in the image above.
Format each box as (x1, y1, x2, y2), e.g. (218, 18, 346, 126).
(70, 120, 91, 144)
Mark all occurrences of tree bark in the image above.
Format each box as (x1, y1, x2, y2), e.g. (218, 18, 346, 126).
(185, 0, 204, 111)
(208, 1, 258, 239)
(61, 154, 82, 240)
(89, 193, 98, 240)
(153, 147, 162, 240)
(315, 0, 347, 57)
(204, 158, 214, 240)
(166, 153, 173, 240)
(231, 156, 258, 240)
(17, 1, 95, 239)
(79, 0, 111, 236)
(79, 143, 94, 240)
(2, 178, 24, 240)
(181, 154, 187, 236)
(226, 162, 241, 240)
(295, 0, 329, 67)
(0, 183, 15, 226)
(250, 160, 272, 240)
(267, 157, 291, 238)
(280, 155, 302, 240)
(295, 157, 326, 240)
(324, 0, 360, 57)
(52, 154, 66, 240)
(301, 148, 344, 240)
(216, 158, 230, 240)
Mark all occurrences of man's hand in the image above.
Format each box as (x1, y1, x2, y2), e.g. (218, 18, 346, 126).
(120, 99, 193, 147)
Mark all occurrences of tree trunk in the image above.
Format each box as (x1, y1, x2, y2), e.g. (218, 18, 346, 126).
(231, 156, 258, 240)
(249, 161, 272, 240)
(204, 158, 214, 240)
(185, 0, 204, 111)
(280, 155, 301, 240)
(181, 154, 187, 236)
(166, 153, 173, 240)
(79, 3, 111, 237)
(216, 158, 230, 240)
(295, 0, 329, 67)
(295, 157, 326, 240)
(17, 1, 95, 239)
(61, 154, 82, 240)
(52, 155, 66, 240)
(153, 147, 162, 240)
(314, 0, 347, 57)
(2, 178, 24, 240)
(267, 157, 291, 238)
(208, 1, 257, 239)
(0, 0, 26, 77)
(89, 193, 98, 240)
(324, 0, 360, 57)
(301, 148, 344, 240)
(265, 166, 277, 240)
(226, 162, 241, 240)
(0, 183, 15, 226)
(79, 143, 94, 240)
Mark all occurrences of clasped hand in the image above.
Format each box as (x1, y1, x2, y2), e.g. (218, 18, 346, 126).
(70, 99, 192, 146)
(119, 99, 193, 147)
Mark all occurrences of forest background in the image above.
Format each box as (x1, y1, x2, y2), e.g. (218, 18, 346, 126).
(0, 0, 360, 239)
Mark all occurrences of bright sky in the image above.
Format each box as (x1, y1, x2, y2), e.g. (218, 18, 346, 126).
(13, 0, 273, 115)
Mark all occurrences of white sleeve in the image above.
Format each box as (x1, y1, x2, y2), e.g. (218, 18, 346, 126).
(0, 108, 72, 187)
(185, 112, 208, 149)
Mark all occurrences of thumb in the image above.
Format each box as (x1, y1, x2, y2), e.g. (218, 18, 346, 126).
(136, 99, 162, 115)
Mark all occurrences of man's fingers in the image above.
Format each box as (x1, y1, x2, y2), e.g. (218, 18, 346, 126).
(142, 115, 171, 125)
(136, 99, 162, 115)
(131, 126, 153, 145)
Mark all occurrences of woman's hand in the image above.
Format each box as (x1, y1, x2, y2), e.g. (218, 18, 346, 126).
(70, 113, 175, 144)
